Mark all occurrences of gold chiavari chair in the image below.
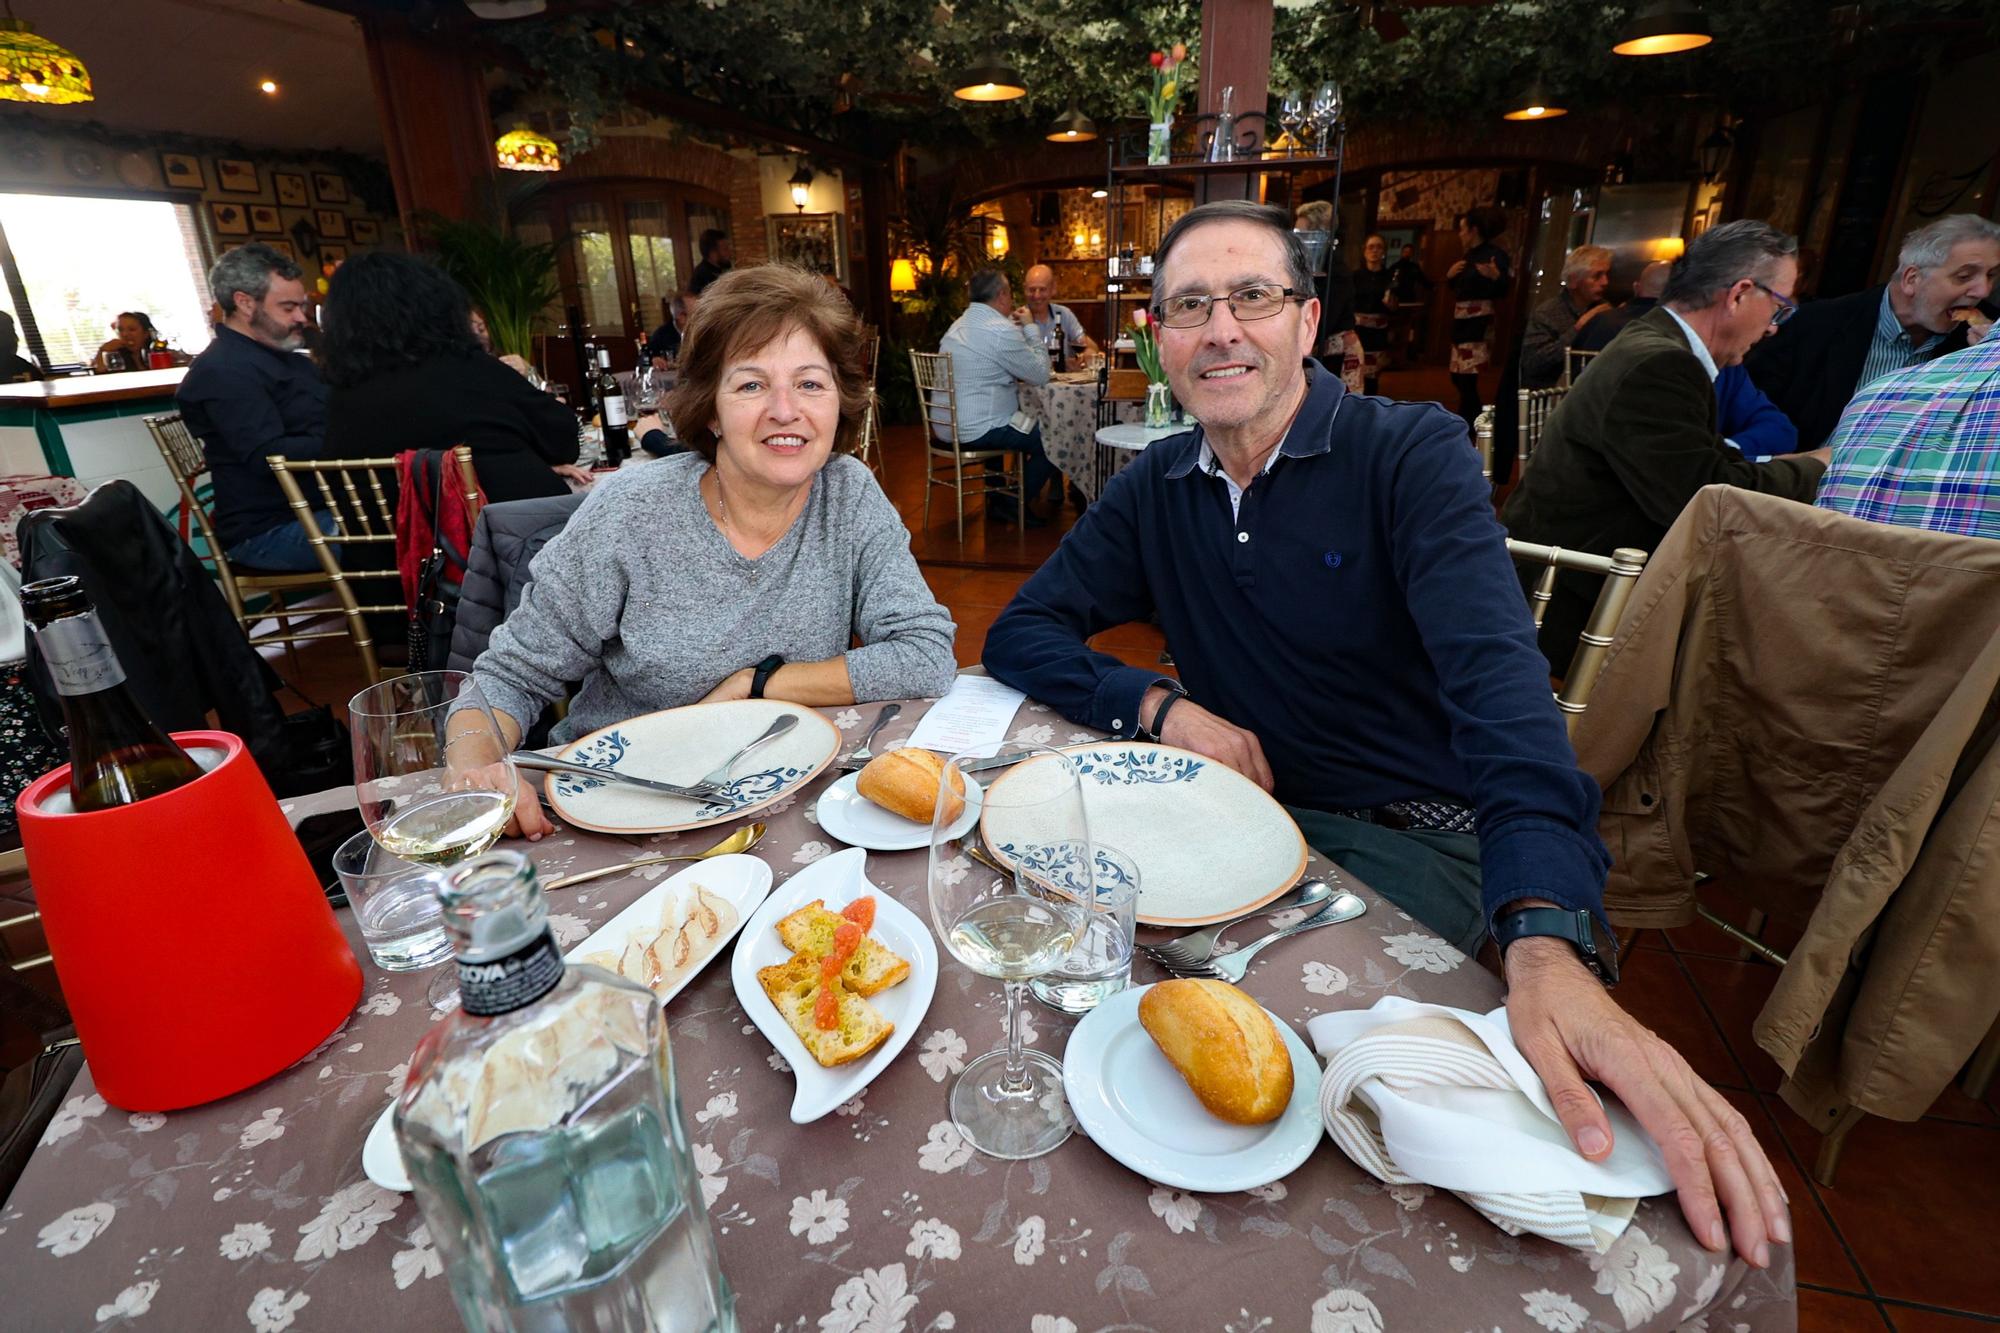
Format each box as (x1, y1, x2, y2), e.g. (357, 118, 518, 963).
(910, 349, 1025, 543)
(1517, 385, 1567, 474)
(1506, 538, 1649, 733)
(145, 412, 336, 676)
(266, 455, 408, 684)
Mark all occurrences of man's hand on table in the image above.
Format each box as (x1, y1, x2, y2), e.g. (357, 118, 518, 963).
(1139, 686, 1274, 791)
(1502, 924, 1791, 1269)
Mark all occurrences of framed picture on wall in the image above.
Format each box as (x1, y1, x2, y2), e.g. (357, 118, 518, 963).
(350, 217, 380, 245)
(210, 201, 250, 236)
(274, 172, 308, 207)
(316, 209, 347, 238)
(216, 159, 259, 194)
(319, 244, 348, 267)
(312, 172, 348, 204)
(159, 152, 204, 190)
(765, 213, 847, 284)
(249, 205, 281, 232)
(265, 239, 297, 262)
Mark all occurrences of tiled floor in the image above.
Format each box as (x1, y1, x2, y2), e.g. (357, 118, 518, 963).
(7, 397, 1994, 1329)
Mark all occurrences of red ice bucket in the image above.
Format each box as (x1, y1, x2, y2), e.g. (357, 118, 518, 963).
(16, 731, 362, 1111)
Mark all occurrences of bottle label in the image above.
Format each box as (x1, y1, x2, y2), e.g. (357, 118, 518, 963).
(602, 394, 629, 427)
(36, 616, 127, 697)
(458, 929, 565, 1016)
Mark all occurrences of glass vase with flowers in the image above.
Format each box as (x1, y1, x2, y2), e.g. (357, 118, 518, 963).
(1144, 43, 1188, 165)
(1131, 308, 1173, 427)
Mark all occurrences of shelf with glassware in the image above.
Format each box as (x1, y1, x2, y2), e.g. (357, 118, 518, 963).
(1099, 108, 1348, 355)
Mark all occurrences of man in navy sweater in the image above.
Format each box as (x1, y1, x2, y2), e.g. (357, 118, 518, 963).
(985, 201, 1787, 1270)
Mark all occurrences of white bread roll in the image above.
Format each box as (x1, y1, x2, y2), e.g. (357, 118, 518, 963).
(1138, 978, 1294, 1125)
(855, 747, 965, 824)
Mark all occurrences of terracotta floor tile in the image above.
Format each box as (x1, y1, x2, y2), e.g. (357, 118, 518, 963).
(1798, 1289, 1895, 1331)
(1722, 1091, 1868, 1294)
(948, 605, 1001, 668)
(1088, 622, 1170, 652)
(1767, 1097, 2000, 1316)
(1663, 884, 1805, 961)
(1883, 1304, 2000, 1330)
(1680, 954, 1787, 1092)
(1921, 1082, 1997, 1128)
(1616, 949, 1746, 1090)
(919, 566, 965, 601)
(952, 568, 1032, 607)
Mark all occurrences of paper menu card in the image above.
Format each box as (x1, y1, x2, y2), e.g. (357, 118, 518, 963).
(901, 675, 1028, 756)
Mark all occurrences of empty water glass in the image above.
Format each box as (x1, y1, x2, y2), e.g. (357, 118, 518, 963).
(1030, 843, 1139, 1014)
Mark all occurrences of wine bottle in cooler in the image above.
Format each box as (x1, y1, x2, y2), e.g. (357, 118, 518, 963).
(21, 576, 202, 811)
(597, 346, 630, 466)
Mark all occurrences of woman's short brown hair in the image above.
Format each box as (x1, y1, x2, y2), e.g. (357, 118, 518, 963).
(665, 264, 867, 462)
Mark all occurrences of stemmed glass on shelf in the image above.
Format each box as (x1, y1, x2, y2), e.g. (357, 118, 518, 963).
(348, 670, 519, 1009)
(928, 746, 1092, 1160)
(1309, 80, 1342, 156)
(1278, 89, 1306, 155)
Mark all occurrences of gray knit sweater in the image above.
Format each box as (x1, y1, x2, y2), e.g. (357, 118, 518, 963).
(472, 453, 957, 744)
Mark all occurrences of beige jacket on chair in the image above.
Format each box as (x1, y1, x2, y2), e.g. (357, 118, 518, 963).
(1570, 486, 2000, 1122)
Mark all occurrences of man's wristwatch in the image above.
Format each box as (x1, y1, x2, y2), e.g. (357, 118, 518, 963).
(1493, 907, 1620, 985)
(1138, 679, 1187, 741)
(749, 654, 785, 699)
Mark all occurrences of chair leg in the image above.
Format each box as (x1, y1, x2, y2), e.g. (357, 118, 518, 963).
(1964, 1016, 2000, 1101)
(1812, 1103, 1866, 1188)
(268, 590, 303, 679)
(954, 455, 965, 545)
(922, 450, 933, 534)
(1741, 908, 1769, 963)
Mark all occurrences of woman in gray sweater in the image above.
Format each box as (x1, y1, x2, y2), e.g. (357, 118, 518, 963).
(465, 264, 957, 838)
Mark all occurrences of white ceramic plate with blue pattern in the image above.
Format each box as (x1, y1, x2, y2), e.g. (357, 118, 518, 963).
(980, 743, 1307, 927)
(544, 700, 841, 836)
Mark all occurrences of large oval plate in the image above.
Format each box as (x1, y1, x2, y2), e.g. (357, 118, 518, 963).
(545, 700, 840, 836)
(980, 743, 1307, 926)
(1062, 983, 1322, 1194)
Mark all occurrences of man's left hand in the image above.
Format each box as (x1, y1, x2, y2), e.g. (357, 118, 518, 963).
(1503, 934, 1792, 1268)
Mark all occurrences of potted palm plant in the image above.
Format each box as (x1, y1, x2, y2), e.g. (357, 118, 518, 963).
(419, 211, 561, 363)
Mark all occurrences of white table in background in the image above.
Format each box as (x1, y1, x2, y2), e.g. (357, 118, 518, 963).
(1095, 421, 1189, 493)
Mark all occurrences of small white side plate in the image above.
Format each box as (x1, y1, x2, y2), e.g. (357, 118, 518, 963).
(814, 772, 984, 852)
(361, 854, 774, 1193)
(730, 847, 938, 1124)
(1062, 983, 1323, 1194)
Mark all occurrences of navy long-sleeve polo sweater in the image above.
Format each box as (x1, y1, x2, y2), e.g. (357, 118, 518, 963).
(983, 362, 1610, 928)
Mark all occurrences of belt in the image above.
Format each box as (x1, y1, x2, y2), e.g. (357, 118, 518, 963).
(1330, 799, 1478, 835)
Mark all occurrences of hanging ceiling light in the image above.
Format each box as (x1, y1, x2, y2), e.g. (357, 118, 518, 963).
(495, 125, 562, 172)
(1046, 105, 1098, 142)
(0, 7, 92, 105)
(1090, 188, 1108, 199)
(1502, 82, 1567, 121)
(1612, 1, 1713, 56)
(788, 163, 815, 212)
(952, 52, 1026, 102)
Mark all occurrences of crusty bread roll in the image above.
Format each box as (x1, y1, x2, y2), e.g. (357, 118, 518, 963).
(855, 747, 965, 824)
(1139, 978, 1295, 1125)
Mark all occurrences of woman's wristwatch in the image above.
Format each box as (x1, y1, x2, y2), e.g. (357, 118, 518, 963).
(749, 654, 785, 699)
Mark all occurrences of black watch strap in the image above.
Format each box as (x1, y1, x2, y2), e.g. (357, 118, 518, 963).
(749, 654, 785, 699)
(1141, 680, 1187, 741)
(1493, 906, 1620, 984)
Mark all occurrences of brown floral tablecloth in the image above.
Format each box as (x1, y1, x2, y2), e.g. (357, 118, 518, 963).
(0, 696, 1795, 1332)
(1021, 380, 1142, 501)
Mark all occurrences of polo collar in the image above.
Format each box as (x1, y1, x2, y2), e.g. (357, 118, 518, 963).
(1166, 359, 1343, 480)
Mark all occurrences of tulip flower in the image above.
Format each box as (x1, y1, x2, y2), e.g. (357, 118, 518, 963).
(1149, 50, 1165, 68)
(1132, 307, 1150, 327)
(1171, 42, 1187, 62)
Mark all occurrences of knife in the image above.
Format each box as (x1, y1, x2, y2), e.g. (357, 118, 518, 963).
(511, 752, 729, 803)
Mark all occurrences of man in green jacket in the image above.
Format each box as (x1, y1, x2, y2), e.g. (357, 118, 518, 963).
(1501, 221, 1830, 673)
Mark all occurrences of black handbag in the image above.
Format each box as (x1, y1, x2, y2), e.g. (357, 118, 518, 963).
(0, 969, 83, 1204)
(406, 452, 467, 674)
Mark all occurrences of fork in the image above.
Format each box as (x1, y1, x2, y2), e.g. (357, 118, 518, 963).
(1160, 891, 1368, 983)
(696, 712, 798, 789)
(835, 702, 902, 772)
(1139, 877, 1336, 970)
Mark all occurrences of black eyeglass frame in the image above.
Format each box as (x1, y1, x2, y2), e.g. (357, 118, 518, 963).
(1151, 284, 1311, 329)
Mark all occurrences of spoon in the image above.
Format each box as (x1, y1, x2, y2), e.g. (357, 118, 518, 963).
(698, 713, 798, 788)
(543, 822, 768, 890)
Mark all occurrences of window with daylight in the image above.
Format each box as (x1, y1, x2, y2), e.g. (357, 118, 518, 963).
(0, 191, 213, 371)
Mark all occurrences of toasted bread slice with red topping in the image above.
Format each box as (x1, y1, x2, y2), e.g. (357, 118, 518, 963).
(775, 900, 910, 996)
(755, 954, 893, 1067)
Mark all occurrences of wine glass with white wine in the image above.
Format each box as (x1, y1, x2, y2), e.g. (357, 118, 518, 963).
(349, 671, 518, 1009)
(928, 746, 1092, 1160)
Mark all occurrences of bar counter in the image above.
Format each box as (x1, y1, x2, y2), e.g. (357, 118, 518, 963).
(0, 367, 187, 513)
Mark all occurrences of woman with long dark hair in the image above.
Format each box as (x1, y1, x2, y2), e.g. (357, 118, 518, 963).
(92, 311, 188, 373)
(1446, 205, 1512, 425)
(318, 251, 585, 502)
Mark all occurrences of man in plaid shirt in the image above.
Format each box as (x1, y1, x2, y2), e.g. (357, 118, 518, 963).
(1816, 321, 2000, 539)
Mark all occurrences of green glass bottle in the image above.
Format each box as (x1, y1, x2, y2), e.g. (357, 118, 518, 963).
(21, 576, 201, 810)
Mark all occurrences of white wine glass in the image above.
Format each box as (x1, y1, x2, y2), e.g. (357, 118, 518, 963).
(928, 745, 1092, 1159)
(349, 671, 517, 1010)
(1278, 89, 1305, 154)
(1311, 80, 1341, 155)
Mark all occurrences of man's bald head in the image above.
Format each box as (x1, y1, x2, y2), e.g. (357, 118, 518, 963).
(1023, 264, 1056, 308)
(1636, 261, 1671, 300)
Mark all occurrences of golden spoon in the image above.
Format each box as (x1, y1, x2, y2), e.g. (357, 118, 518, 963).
(544, 822, 767, 890)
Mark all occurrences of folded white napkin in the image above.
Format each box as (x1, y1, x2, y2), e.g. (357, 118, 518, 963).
(1307, 996, 1672, 1253)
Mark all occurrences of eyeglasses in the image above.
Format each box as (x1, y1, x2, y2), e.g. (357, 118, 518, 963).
(1153, 284, 1308, 329)
(1750, 281, 1798, 326)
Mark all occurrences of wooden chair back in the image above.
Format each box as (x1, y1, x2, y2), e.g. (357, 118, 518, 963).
(1103, 368, 1150, 401)
(1505, 538, 1649, 732)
